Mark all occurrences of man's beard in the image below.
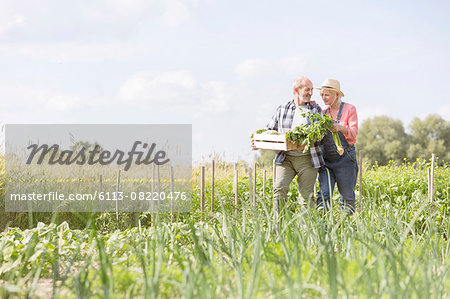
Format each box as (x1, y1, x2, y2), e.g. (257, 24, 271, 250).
(301, 96, 311, 103)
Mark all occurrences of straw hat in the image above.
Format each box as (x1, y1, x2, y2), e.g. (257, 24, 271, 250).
(316, 78, 344, 97)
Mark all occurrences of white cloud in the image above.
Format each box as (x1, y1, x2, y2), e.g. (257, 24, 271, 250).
(357, 106, 388, 122)
(43, 94, 81, 112)
(198, 81, 231, 114)
(235, 56, 307, 80)
(161, 0, 191, 27)
(0, 1, 30, 35)
(0, 2, 46, 38)
(437, 104, 450, 121)
(0, 0, 202, 42)
(83, 0, 194, 26)
(0, 84, 108, 123)
(119, 70, 198, 104)
(118, 70, 231, 115)
(0, 14, 27, 34)
(83, 0, 152, 21)
(0, 42, 141, 62)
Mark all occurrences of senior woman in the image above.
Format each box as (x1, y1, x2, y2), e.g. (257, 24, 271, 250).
(316, 79, 358, 214)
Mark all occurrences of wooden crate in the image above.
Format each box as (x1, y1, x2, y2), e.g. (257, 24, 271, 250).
(253, 133, 305, 151)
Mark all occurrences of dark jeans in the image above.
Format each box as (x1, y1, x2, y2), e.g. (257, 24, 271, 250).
(317, 148, 358, 213)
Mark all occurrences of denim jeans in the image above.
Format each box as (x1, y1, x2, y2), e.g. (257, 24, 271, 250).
(317, 146, 358, 213)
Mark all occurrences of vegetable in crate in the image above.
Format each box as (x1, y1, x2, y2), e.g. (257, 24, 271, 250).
(250, 129, 279, 139)
(251, 110, 343, 155)
(285, 110, 334, 153)
(250, 129, 266, 139)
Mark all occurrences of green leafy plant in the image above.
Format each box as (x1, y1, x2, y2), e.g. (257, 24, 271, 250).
(1, 157, 449, 298)
(286, 111, 334, 152)
(250, 129, 267, 139)
(250, 129, 280, 139)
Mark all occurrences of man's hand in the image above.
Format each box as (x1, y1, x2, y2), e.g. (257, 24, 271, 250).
(251, 139, 258, 150)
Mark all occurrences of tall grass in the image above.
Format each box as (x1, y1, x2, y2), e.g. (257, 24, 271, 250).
(0, 159, 449, 298)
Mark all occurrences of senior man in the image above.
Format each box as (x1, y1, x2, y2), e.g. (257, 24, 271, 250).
(253, 77, 324, 214)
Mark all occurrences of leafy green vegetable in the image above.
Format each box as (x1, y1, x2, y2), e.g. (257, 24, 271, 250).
(286, 111, 333, 153)
(250, 129, 279, 139)
(250, 129, 267, 139)
(251, 110, 345, 155)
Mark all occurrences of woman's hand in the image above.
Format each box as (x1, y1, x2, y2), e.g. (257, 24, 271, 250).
(332, 124, 348, 134)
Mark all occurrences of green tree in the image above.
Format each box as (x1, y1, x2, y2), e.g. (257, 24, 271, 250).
(407, 114, 450, 162)
(357, 116, 408, 165)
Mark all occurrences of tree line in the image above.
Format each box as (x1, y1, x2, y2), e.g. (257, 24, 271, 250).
(357, 114, 449, 165)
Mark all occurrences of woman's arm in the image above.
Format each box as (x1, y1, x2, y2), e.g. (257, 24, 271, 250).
(333, 104, 358, 141)
(343, 105, 358, 141)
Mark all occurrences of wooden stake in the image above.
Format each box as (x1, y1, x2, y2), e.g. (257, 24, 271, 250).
(273, 159, 277, 190)
(359, 150, 363, 212)
(233, 163, 237, 196)
(273, 159, 278, 223)
(151, 163, 155, 212)
(263, 170, 266, 198)
(157, 164, 161, 204)
(201, 166, 205, 213)
(253, 163, 257, 206)
(115, 170, 121, 224)
(211, 160, 215, 213)
(170, 166, 174, 222)
(234, 167, 239, 215)
(249, 167, 253, 206)
(431, 153, 435, 204)
(427, 168, 431, 200)
(99, 175, 103, 213)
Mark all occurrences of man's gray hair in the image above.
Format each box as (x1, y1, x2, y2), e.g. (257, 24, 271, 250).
(292, 76, 308, 93)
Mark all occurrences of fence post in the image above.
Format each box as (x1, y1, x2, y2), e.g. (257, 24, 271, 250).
(359, 150, 363, 212)
(170, 166, 175, 222)
(201, 166, 205, 213)
(211, 160, 215, 213)
(115, 170, 121, 224)
(427, 168, 431, 200)
(272, 159, 277, 189)
(99, 175, 103, 213)
(157, 164, 161, 204)
(248, 167, 253, 206)
(151, 163, 155, 212)
(234, 164, 238, 216)
(273, 159, 279, 223)
(431, 153, 435, 204)
(253, 163, 257, 206)
(233, 163, 237, 192)
(263, 170, 266, 198)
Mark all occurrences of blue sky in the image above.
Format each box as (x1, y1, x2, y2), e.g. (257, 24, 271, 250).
(1, 0, 449, 162)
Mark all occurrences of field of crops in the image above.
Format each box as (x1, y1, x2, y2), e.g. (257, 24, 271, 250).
(1, 159, 449, 298)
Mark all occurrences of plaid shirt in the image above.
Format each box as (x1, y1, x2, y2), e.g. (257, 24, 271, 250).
(266, 99, 325, 168)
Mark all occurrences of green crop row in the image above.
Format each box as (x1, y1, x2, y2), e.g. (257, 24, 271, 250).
(0, 158, 449, 298)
